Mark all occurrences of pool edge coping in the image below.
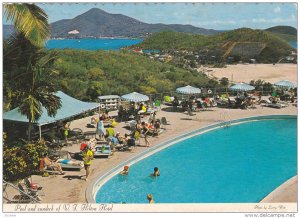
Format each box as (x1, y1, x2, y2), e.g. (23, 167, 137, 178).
(86, 114, 297, 203)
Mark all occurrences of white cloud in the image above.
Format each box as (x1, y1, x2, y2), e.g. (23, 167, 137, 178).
(251, 16, 296, 24)
(273, 6, 281, 13)
(198, 20, 236, 26)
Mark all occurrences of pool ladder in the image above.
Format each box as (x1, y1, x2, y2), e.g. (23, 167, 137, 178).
(219, 110, 231, 128)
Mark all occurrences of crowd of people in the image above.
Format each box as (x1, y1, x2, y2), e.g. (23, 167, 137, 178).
(94, 109, 163, 150)
(35, 89, 295, 204)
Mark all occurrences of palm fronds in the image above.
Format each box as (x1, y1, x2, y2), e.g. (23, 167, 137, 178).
(4, 3, 50, 47)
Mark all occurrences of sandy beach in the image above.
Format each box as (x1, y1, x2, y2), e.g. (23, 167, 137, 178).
(3, 103, 297, 209)
(206, 63, 297, 84)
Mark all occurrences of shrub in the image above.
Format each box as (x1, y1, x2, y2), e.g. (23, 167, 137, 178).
(3, 138, 47, 182)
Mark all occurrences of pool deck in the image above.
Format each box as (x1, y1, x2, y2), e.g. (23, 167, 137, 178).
(4, 104, 297, 205)
(260, 176, 297, 203)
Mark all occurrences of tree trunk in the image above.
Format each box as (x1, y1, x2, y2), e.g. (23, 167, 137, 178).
(28, 119, 32, 142)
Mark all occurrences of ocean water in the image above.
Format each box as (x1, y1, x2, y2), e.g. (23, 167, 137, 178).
(289, 41, 297, 49)
(95, 118, 297, 203)
(46, 38, 297, 50)
(45, 38, 143, 50)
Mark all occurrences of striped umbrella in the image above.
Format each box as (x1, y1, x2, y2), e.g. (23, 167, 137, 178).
(121, 92, 149, 103)
(229, 83, 255, 91)
(176, 85, 201, 95)
(274, 80, 296, 89)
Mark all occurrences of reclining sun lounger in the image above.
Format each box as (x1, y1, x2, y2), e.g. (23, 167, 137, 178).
(56, 159, 84, 171)
(93, 145, 112, 158)
(260, 97, 288, 109)
(264, 102, 286, 108)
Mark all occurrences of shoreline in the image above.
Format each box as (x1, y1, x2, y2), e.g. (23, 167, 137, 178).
(49, 37, 144, 40)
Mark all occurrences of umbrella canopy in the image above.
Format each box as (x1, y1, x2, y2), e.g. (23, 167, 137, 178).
(121, 92, 149, 103)
(176, 85, 201, 95)
(229, 83, 255, 91)
(3, 91, 99, 126)
(274, 80, 296, 89)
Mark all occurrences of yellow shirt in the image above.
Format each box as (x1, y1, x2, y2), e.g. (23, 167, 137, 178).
(82, 150, 93, 165)
(142, 106, 147, 112)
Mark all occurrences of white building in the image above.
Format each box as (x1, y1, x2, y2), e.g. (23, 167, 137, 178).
(68, 30, 80, 35)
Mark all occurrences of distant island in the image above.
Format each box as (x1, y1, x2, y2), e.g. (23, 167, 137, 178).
(3, 8, 297, 42)
(50, 8, 219, 38)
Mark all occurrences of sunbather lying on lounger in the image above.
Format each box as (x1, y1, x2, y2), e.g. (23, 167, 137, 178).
(56, 159, 84, 167)
(42, 153, 65, 175)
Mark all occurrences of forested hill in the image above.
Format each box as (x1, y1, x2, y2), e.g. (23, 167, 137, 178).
(50, 49, 214, 101)
(50, 8, 219, 38)
(265, 26, 297, 42)
(265, 26, 297, 36)
(135, 28, 295, 62)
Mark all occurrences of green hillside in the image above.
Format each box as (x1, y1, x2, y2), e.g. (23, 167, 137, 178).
(265, 26, 297, 42)
(136, 28, 295, 63)
(50, 49, 213, 101)
(265, 26, 297, 36)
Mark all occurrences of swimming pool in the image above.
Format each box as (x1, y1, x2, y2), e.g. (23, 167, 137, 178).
(94, 117, 297, 203)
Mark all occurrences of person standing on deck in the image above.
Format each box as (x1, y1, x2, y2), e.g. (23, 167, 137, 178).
(82, 146, 93, 181)
(97, 120, 105, 140)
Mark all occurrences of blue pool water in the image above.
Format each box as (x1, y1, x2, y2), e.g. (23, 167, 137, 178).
(45, 38, 143, 50)
(95, 118, 297, 203)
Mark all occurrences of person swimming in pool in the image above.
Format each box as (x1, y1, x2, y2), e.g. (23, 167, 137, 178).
(151, 167, 160, 177)
(119, 165, 129, 175)
(147, 193, 155, 203)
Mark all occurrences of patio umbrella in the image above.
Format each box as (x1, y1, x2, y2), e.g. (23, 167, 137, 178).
(176, 85, 201, 95)
(274, 80, 296, 89)
(229, 83, 255, 91)
(121, 92, 149, 103)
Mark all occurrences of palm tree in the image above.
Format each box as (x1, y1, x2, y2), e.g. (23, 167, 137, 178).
(4, 34, 61, 141)
(3, 3, 50, 47)
(3, 3, 60, 141)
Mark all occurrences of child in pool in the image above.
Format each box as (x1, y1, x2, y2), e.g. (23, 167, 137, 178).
(119, 166, 129, 175)
(151, 167, 160, 177)
(147, 194, 155, 203)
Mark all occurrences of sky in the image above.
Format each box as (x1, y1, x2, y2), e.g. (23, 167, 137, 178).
(25, 2, 299, 30)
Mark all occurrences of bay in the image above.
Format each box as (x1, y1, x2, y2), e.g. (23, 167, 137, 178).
(289, 40, 297, 49)
(45, 38, 143, 50)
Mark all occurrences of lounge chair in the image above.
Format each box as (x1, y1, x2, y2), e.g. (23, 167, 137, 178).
(126, 138, 136, 149)
(93, 145, 112, 158)
(68, 128, 84, 143)
(163, 96, 174, 106)
(4, 194, 33, 204)
(24, 178, 44, 196)
(39, 157, 60, 175)
(55, 151, 84, 170)
(56, 159, 84, 170)
(185, 108, 197, 120)
(160, 117, 170, 130)
(2, 181, 35, 204)
(84, 131, 97, 140)
(17, 183, 41, 203)
(260, 97, 288, 109)
(115, 140, 134, 151)
(216, 94, 229, 107)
